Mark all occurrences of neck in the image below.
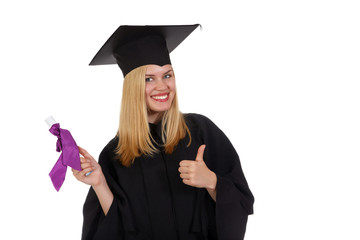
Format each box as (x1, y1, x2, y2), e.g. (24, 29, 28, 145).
(147, 111, 164, 124)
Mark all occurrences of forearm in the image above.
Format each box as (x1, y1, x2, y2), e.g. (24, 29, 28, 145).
(206, 171, 217, 202)
(206, 188, 217, 202)
(92, 177, 114, 216)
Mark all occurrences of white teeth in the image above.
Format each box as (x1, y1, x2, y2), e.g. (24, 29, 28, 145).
(152, 94, 168, 100)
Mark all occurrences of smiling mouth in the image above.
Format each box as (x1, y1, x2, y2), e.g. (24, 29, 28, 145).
(151, 94, 169, 102)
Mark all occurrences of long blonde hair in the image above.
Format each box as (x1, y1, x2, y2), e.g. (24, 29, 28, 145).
(115, 65, 191, 167)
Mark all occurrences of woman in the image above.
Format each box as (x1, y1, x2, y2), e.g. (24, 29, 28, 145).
(72, 24, 254, 240)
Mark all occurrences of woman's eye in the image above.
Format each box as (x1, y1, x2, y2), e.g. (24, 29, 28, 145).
(164, 74, 172, 79)
(145, 77, 153, 82)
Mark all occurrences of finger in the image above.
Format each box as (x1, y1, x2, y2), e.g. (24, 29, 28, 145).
(72, 169, 82, 179)
(182, 179, 192, 186)
(79, 147, 91, 158)
(80, 167, 94, 176)
(80, 157, 88, 163)
(195, 145, 206, 162)
(78, 146, 94, 160)
(78, 146, 86, 156)
(81, 162, 92, 169)
(179, 160, 193, 167)
(179, 166, 195, 174)
(180, 173, 190, 179)
(178, 166, 189, 173)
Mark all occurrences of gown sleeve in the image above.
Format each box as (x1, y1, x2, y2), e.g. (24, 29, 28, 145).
(81, 139, 135, 240)
(196, 114, 254, 240)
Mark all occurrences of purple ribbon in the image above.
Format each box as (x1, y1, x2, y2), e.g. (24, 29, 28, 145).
(49, 123, 82, 191)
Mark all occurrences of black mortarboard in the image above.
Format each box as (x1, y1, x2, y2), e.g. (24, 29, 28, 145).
(89, 24, 200, 76)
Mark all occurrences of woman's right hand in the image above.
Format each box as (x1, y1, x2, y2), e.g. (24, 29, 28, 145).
(72, 146, 106, 187)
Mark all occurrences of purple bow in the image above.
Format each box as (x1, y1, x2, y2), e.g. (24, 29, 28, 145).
(49, 123, 82, 191)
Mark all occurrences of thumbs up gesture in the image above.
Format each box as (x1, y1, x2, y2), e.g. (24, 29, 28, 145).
(179, 145, 217, 190)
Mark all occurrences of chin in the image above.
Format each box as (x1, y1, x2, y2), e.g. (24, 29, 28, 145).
(147, 99, 173, 113)
(152, 106, 171, 113)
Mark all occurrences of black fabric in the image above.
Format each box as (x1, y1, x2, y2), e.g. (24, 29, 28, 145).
(89, 24, 200, 77)
(82, 113, 254, 240)
(114, 35, 171, 77)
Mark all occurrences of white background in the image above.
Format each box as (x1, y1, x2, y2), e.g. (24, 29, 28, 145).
(1, 0, 359, 239)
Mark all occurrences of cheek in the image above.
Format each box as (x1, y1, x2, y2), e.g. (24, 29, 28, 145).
(144, 86, 151, 108)
(145, 85, 152, 98)
(168, 80, 176, 92)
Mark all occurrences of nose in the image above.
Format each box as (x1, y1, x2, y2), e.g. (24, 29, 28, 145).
(155, 78, 168, 90)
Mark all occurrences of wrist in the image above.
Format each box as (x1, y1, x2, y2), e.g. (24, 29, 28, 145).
(92, 174, 107, 189)
(206, 171, 217, 191)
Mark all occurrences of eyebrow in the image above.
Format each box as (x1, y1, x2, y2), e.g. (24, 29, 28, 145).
(145, 70, 173, 77)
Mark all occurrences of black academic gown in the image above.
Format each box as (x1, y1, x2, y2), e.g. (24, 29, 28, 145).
(82, 113, 254, 240)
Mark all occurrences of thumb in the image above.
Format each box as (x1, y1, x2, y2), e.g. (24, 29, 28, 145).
(195, 145, 206, 161)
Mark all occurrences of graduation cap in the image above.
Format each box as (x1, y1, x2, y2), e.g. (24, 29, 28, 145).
(89, 24, 201, 76)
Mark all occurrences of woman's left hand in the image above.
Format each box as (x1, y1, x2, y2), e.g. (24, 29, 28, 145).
(179, 145, 217, 190)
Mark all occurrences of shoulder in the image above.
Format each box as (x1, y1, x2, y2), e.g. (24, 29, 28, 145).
(183, 113, 231, 143)
(183, 113, 216, 127)
(98, 136, 119, 165)
(183, 113, 227, 141)
(102, 136, 119, 153)
(183, 113, 220, 132)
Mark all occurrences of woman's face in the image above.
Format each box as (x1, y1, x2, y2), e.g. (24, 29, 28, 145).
(145, 64, 176, 123)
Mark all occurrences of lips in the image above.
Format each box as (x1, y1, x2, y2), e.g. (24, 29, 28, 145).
(151, 93, 169, 102)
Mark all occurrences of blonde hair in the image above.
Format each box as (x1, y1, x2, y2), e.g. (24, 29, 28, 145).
(115, 65, 191, 167)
